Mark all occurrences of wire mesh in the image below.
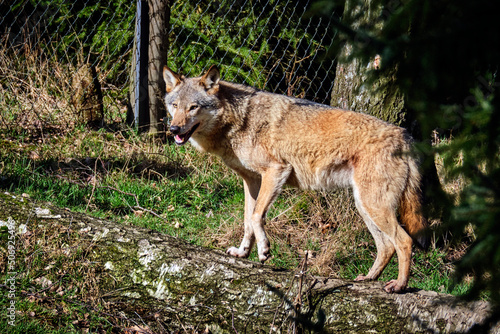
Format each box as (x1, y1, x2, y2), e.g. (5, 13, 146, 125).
(167, 0, 337, 103)
(1, 0, 136, 137)
(0, 0, 337, 138)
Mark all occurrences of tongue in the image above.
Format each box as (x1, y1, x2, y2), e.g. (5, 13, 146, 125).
(175, 135, 183, 144)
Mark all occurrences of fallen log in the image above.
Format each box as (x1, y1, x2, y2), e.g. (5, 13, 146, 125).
(0, 191, 498, 333)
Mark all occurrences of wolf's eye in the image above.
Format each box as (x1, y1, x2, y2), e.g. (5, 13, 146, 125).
(172, 103, 178, 108)
(189, 105, 198, 111)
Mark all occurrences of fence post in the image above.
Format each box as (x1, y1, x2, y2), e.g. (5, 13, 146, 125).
(130, 0, 150, 132)
(129, 0, 169, 133)
(148, 0, 170, 134)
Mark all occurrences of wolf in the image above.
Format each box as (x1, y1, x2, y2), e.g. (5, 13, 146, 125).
(163, 65, 428, 293)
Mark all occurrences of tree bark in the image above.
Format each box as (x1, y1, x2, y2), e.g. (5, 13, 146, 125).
(128, 0, 169, 133)
(147, 0, 170, 134)
(330, 0, 406, 126)
(1, 192, 498, 333)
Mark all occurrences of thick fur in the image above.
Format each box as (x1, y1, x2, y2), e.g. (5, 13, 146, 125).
(163, 65, 428, 293)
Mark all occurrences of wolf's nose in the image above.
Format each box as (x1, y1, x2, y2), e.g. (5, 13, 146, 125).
(170, 125, 181, 134)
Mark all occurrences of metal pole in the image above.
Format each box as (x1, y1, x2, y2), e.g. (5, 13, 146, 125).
(134, 0, 141, 129)
(134, 0, 149, 131)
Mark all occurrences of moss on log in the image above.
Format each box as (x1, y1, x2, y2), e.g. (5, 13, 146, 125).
(0, 191, 498, 333)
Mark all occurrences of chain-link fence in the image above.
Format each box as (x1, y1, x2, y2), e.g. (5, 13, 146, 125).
(167, 0, 337, 102)
(1, 0, 135, 136)
(1, 0, 337, 138)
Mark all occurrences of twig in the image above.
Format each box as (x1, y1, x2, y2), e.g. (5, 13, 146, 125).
(134, 311, 153, 334)
(175, 314, 189, 334)
(99, 287, 131, 298)
(293, 251, 308, 311)
(85, 157, 100, 212)
(291, 252, 308, 334)
(231, 307, 240, 334)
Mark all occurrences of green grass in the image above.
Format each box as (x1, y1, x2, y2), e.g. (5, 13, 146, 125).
(0, 206, 116, 333)
(0, 318, 78, 334)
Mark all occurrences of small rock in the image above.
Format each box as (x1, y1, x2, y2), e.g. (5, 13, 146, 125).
(35, 207, 62, 219)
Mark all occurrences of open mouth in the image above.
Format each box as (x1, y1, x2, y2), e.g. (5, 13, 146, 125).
(174, 123, 199, 145)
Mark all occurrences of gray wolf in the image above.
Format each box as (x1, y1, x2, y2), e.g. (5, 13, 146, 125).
(163, 65, 428, 293)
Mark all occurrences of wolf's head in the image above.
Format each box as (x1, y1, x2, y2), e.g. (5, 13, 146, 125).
(163, 65, 221, 146)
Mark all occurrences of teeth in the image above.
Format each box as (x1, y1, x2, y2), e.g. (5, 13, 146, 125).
(175, 135, 183, 143)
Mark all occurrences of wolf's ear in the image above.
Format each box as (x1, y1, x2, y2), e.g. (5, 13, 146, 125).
(200, 65, 220, 92)
(163, 66, 181, 93)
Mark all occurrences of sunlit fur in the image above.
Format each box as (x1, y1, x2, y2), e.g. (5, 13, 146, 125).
(163, 65, 428, 293)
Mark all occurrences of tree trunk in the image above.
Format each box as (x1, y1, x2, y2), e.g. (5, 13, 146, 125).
(330, 0, 406, 127)
(147, 0, 170, 134)
(128, 0, 169, 133)
(1, 192, 498, 333)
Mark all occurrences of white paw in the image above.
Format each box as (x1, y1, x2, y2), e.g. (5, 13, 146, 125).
(257, 240, 271, 263)
(226, 246, 249, 258)
(258, 253, 270, 263)
(354, 274, 369, 282)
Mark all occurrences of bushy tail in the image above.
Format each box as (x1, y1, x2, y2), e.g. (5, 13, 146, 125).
(399, 159, 430, 250)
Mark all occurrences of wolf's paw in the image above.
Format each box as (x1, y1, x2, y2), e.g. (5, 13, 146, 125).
(354, 274, 369, 281)
(258, 252, 271, 263)
(384, 280, 406, 293)
(226, 247, 249, 258)
(257, 240, 271, 263)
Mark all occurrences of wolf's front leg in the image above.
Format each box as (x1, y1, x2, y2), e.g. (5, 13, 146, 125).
(250, 165, 292, 263)
(227, 177, 259, 258)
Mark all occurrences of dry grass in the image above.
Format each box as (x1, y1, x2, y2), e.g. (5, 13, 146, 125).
(433, 137, 476, 245)
(434, 143, 467, 204)
(0, 34, 127, 142)
(305, 190, 366, 276)
(0, 36, 76, 139)
(208, 186, 366, 277)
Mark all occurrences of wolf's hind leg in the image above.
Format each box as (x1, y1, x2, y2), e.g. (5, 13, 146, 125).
(352, 182, 412, 293)
(359, 204, 412, 293)
(352, 196, 395, 281)
(354, 217, 396, 282)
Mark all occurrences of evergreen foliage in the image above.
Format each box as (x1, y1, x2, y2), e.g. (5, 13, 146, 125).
(167, 0, 336, 102)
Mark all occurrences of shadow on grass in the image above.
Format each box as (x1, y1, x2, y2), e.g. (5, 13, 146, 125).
(0, 146, 195, 214)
